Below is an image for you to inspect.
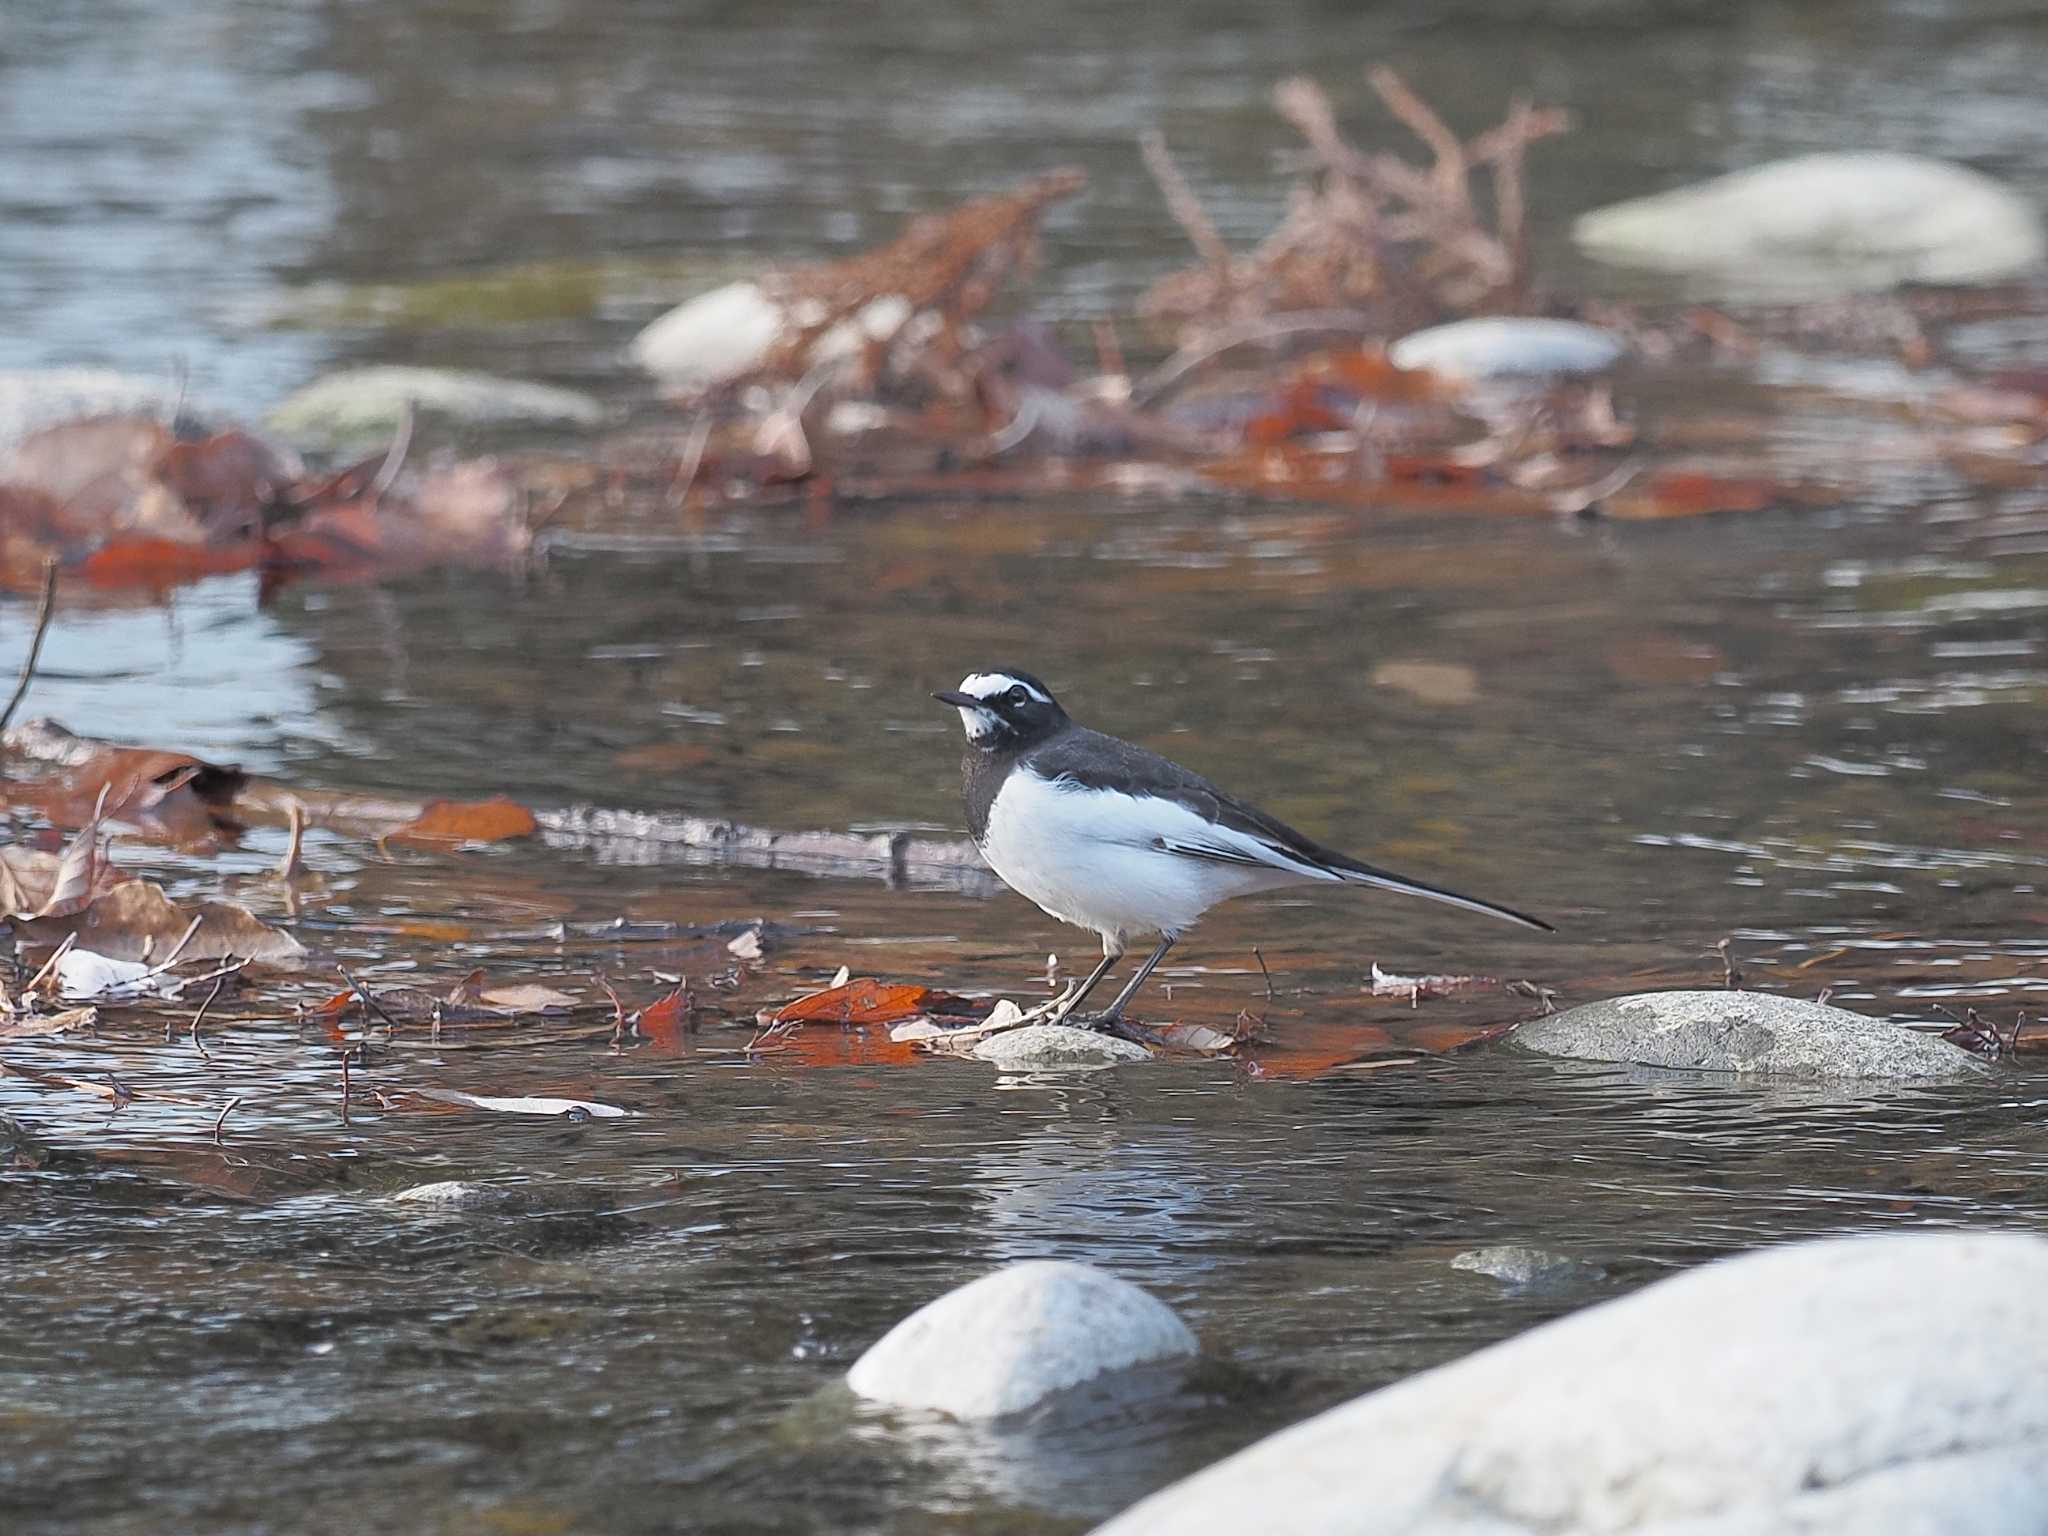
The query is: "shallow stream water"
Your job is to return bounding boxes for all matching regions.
[5,4,2048,1533]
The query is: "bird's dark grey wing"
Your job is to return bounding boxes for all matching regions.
[1025,728,1551,931]
[1024,728,1342,856]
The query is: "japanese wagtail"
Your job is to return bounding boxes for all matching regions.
[933,669,1550,1026]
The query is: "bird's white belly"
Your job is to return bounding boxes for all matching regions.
[978,771,1301,946]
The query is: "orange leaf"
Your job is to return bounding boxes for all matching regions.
[75,536,261,589]
[775,978,934,1027]
[1606,470,1781,521]
[390,795,538,846]
[635,983,691,1045]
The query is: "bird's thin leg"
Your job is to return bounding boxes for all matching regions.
[1053,945,1124,1023]
[1091,935,1175,1026]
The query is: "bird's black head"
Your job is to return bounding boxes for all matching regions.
[932,669,1069,752]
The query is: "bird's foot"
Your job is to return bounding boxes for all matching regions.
[1065,1010,1166,1046]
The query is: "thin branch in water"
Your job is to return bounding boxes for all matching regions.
[276,800,306,881]
[1716,936,1743,990]
[1252,945,1275,1003]
[1139,129,1236,278]
[23,931,78,1001]
[0,558,59,736]
[338,1046,354,1125]
[212,1095,242,1146]
[338,965,404,1034]
[369,401,415,499]
[669,412,713,509]
[188,970,229,1061]
[596,972,626,1051]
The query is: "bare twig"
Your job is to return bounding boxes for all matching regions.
[22,931,78,1001]
[369,401,415,499]
[669,412,713,509]
[276,800,306,881]
[0,558,59,736]
[338,966,404,1034]
[1252,946,1275,1003]
[212,1095,242,1146]
[1716,937,1743,990]
[597,972,626,1051]
[188,971,229,1060]
[1139,129,1236,278]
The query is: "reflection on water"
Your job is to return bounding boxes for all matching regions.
[6,1,2048,1533]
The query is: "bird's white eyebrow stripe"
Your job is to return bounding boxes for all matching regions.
[959,672,1050,703]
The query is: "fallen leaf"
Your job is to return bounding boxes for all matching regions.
[477,983,579,1013]
[1148,1022,1239,1054]
[634,983,691,1043]
[405,1088,629,1119]
[0,811,116,920]
[1371,659,1478,706]
[0,1006,98,1041]
[31,746,248,840]
[55,949,188,1002]
[390,795,538,846]
[1603,469,1784,521]
[1368,964,1497,1000]
[776,977,934,1027]
[18,879,303,964]
[726,927,764,961]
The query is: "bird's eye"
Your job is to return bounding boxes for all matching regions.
[1006,686,1029,705]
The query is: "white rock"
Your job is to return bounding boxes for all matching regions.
[972,1023,1152,1069]
[1573,153,2046,295]
[1515,990,1988,1081]
[266,366,604,450]
[0,368,223,457]
[848,1259,1197,1419]
[630,280,786,389]
[1094,1230,2048,1536]
[1389,318,1624,380]
[630,280,912,389]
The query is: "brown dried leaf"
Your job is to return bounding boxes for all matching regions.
[390,795,538,846]
[0,1006,98,1041]
[17,880,303,965]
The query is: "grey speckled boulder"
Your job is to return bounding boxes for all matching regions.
[1093,1230,2048,1536]
[848,1260,1196,1419]
[972,1023,1151,1069]
[1514,990,1987,1082]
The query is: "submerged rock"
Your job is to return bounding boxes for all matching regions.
[972,1023,1152,1069]
[1573,152,2046,295]
[1450,1244,1605,1297]
[629,278,910,390]
[266,366,605,451]
[1515,990,1987,1081]
[847,1259,1197,1419]
[390,1180,538,1212]
[1388,318,1624,380]
[1094,1230,2048,1535]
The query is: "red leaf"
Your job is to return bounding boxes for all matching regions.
[775,978,934,1027]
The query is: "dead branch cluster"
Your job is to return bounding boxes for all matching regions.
[1142,69,1570,342]
[763,167,1087,396]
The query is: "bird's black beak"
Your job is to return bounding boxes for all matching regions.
[931,690,980,709]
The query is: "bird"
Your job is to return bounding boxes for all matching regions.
[933,668,1550,1028]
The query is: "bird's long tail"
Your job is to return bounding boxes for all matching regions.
[1327,855,1552,932]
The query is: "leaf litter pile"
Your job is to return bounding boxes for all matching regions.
[9,71,2048,600]
[9,69,2048,1163]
